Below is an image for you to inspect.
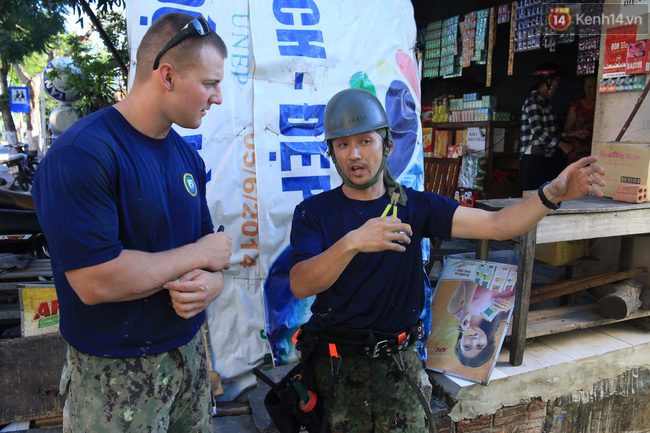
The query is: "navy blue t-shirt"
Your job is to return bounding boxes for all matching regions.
[33,107,214,357]
[288,186,459,334]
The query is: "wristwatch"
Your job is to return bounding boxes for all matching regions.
[538,181,561,210]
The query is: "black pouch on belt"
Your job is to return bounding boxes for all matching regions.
[252,346,326,433]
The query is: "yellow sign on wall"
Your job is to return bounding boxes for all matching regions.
[19,284,59,337]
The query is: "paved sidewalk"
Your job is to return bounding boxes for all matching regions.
[4,413,259,433]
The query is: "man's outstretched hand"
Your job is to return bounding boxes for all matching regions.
[545,155,606,203]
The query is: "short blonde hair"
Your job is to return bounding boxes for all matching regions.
[134,13,227,81]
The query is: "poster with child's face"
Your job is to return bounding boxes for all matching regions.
[426,258,516,385]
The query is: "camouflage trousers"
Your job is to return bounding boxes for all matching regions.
[313,345,430,433]
[61,330,213,433]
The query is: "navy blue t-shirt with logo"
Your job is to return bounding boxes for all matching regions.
[33,106,213,357]
[288,186,459,334]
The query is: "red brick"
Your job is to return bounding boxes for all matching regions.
[527,408,546,420]
[510,418,545,432]
[616,184,647,194]
[527,398,546,412]
[613,191,647,203]
[456,425,491,433]
[495,403,527,418]
[494,412,528,426]
[457,415,493,432]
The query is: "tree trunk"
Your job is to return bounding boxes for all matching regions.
[0,57,18,146]
[595,279,643,320]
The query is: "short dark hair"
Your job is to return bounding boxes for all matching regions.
[135,13,227,80]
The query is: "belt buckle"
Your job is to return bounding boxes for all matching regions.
[372,340,389,358]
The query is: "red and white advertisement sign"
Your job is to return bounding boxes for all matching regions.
[603,24,638,77]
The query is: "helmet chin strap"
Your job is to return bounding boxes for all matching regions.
[329,138,391,190]
[327,130,408,206]
[334,146,389,190]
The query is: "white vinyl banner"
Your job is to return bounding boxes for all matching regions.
[126,0,422,401]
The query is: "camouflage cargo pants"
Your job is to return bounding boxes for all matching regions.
[61,330,213,433]
[314,345,430,433]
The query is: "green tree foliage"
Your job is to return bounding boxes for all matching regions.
[0,0,68,139]
[0,1,68,64]
[1,0,128,143]
[63,9,129,116]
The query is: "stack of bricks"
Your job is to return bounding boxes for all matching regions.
[612,185,647,203]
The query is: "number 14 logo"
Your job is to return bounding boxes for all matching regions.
[549,7,571,31]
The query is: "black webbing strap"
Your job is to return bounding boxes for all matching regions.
[296,320,425,359]
[392,352,437,433]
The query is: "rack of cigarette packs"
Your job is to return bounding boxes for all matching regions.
[423,9,490,79]
[422,93,511,124]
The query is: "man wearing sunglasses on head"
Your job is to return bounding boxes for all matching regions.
[33,13,229,433]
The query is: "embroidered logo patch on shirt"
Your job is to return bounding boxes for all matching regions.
[183,173,198,197]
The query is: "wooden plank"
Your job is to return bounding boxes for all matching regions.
[506,305,650,338]
[0,333,66,424]
[536,209,650,243]
[214,401,252,417]
[528,304,590,321]
[530,267,649,304]
[530,272,614,296]
[0,282,20,322]
[0,260,53,282]
[477,196,650,243]
[477,195,650,214]
[0,309,20,320]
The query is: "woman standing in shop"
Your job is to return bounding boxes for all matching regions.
[519,63,590,190]
[564,74,597,164]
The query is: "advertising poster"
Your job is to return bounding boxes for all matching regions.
[19,284,59,337]
[603,24,638,77]
[426,258,516,384]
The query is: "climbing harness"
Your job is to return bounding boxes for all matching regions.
[293,320,437,433]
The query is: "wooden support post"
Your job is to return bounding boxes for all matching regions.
[476,239,489,260]
[202,324,224,398]
[509,227,536,366]
[619,236,635,272]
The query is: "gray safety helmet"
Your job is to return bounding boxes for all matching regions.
[324,88,390,140]
[323,88,394,191]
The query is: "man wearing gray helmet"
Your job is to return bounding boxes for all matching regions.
[288,87,604,433]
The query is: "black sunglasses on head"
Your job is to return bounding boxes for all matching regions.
[153,16,211,70]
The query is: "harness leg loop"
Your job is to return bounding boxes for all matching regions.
[391,353,437,433]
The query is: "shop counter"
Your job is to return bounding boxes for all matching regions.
[474,195,650,365]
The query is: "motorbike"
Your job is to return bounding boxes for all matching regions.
[0,188,49,259]
[2,143,38,192]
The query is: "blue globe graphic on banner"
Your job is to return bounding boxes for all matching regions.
[43,57,81,103]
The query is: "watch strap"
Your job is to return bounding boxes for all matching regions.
[538,181,561,210]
